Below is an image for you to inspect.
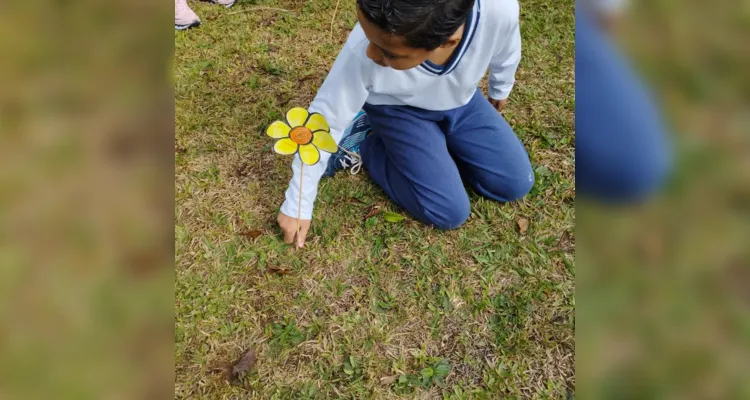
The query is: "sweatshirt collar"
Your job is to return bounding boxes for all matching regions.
[419,0,481,76]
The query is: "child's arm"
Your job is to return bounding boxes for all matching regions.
[488,4,522,109]
[278,33,371,246]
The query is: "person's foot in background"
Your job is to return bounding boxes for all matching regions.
[175,0,200,30]
[210,0,237,8]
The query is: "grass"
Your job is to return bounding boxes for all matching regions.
[175,0,574,398]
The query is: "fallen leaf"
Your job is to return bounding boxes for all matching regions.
[551,314,567,324]
[347,197,366,204]
[558,230,573,252]
[517,218,529,235]
[259,16,278,27]
[235,162,251,178]
[364,205,381,220]
[383,211,406,223]
[297,74,316,89]
[238,230,262,240]
[267,266,290,275]
[380,375,398,385]
[210,364,230,375]
[226,348,256,384]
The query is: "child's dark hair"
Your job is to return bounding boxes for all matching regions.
[356,0,475,50]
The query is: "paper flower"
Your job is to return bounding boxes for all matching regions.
[266,107,337,165]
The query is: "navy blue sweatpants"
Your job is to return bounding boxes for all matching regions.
[360,90,534,230]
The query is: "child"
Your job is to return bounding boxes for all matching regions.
[278,0,534,247]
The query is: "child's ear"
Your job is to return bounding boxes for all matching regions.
[439,37,461,48]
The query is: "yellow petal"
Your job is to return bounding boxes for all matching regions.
[299,144,320,165]
[274,138,298,155]
[312,130,338,154]
[266,121,291,138]
[286,107,309,128]
[305,113,329,132]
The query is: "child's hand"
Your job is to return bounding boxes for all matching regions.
[277,211,311,248]
[489,97,508,112]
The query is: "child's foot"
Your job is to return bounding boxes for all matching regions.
[175,0,200,30]
[211,0,237,7]
[323,110,371,177]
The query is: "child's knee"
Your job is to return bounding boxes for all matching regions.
[421,195,470,230]
[582,152,669,202]
[621,164,668,201]
[503,172,535,201]
[476,166,535,203]
[578,131,671,202]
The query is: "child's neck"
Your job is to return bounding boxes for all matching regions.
[427,24,466,66]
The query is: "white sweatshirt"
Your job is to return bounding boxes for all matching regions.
[280,0,521,220]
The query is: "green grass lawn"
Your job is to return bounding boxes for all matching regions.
[175,0,574,397]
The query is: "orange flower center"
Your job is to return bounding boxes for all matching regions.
[290,126,313,145]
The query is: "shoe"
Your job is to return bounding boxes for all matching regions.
[323,110,371,177]
[175,0,200,30]
[212,0,237,8]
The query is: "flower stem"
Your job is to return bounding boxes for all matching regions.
[296,162,304,246]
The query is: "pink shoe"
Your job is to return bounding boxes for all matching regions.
[175,0,200,30]
[212,0,237,8]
